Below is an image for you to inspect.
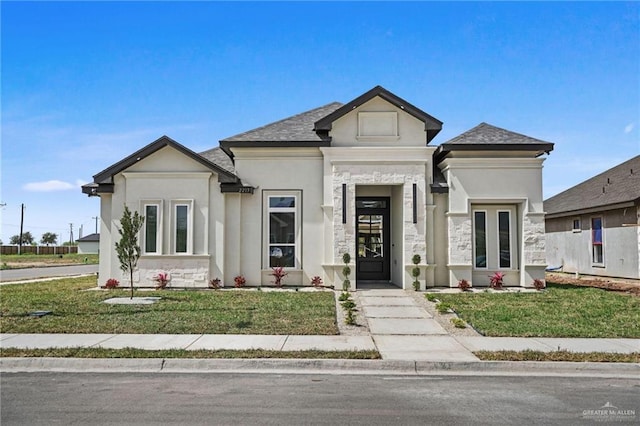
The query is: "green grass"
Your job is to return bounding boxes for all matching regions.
[0,276,338,335]
[432,283,640,338]
[1,253,99,268]
[475,350,640,363]
[0,347,380,359]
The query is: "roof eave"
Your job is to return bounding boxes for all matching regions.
[92,136,239,185]
[219,140,332,158]
[313,86,443,141]
[545,200,638,219]
[435,142,554,163]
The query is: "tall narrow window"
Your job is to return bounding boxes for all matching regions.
[474,211,487,268]
[175,204,189,253]
[268,196,296,268]
[145,205,159,253]
[498,211,511,268]
[592,217,603,264]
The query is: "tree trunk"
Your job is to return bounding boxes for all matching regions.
[130,263,134,299]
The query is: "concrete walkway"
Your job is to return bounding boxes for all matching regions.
[1,289,638,361]
[359,288,479,362]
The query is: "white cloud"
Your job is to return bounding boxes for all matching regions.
[624,123,635,134]
[23,179,87,192]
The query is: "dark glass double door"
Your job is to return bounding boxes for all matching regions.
[356,197,390,281]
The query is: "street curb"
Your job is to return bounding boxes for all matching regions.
[2,358,638,377]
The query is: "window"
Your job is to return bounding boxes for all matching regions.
[264,192,300,268]
[472,206,518,270]
[474,211,487,268]
[572,218,581,232]
[498,211,511,268]
[172,200,193,254]
[141,201,162,254]
[592,217,603,264]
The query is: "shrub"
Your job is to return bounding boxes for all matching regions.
[341,299,356,310]
[345,308,356,325]
[104,278,120,289]
[451,318,467,328]
[270,266,288,288]
[234,275,246,288]
[533,278,545,291]
[342,252,352,291]
[411,254,421,265]
[426,293,437,302]
[458,279,471,292]
[436,302,452,314]
[489,272,505,289]
[311,276,323,288]
[338,292,350,301]
[154,272,170,290]
[208,278,221,290]
[411,254,421,291]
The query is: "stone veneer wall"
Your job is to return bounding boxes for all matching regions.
[332,163,427,288]
[131,256,210,288]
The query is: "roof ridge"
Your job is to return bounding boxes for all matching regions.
[221,102,343,142]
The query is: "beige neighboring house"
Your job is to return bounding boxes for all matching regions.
[82,86,554,289]
[76,233,100,254]
[545,156,640,279]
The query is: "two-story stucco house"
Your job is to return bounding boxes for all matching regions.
[82,86,554,289]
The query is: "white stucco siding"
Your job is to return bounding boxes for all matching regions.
[77,241,99,254]
[440,157,547,287]
[230,148,325,286]
[100,145,226,288]
[330,97,427,147]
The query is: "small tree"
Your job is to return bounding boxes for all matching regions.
[40,232,58,246]
[115,205,144,299]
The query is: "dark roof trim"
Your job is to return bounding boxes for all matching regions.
[220,183,256,194]
[430,183,449,194]
[82,182,114,197]
[545,200,638,220]
[93,135,239,184]
[314,85,443,143]
[219,140,332,157]
[435,143,554,163]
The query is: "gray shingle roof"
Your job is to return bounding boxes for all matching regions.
[221,102,343,142]
[199,146,235,175]
[443,122,553,146]
[77,233,99,242]
[544,155,640,216]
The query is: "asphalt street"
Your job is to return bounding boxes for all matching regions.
[0,264,98,282]
[2,372,638,425]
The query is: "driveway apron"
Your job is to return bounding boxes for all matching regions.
[359,289,478,362]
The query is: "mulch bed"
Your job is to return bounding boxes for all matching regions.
[546,272,640,296]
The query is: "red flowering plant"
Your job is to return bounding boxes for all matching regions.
[457,279,471,292]
[154,272,170,290]
[234,275,246,288]
[311,276,323,288]
[489,272,505,289]
[270,266,288,288]
[104,278,120,289]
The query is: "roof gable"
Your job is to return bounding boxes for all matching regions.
[91,135,238,185]
[436,122,554,159]
[314,85,443,143]
[544,155,640,216]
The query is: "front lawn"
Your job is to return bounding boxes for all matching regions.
[0,276,338,335]
[433,283,640,338]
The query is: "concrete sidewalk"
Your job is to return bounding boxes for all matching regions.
[1,333,637,357]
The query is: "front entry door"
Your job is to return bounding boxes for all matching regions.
[356,197,390,281]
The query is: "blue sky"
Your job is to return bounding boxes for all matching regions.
[1,1,638,245]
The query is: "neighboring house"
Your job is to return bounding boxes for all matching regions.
[82,86,553,289]
[545,156,640,279]
[76,233,100,254]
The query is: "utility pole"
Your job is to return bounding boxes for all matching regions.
[79,224,83,239]
[19,203,25,255]
[92,216,99,234]
[69,223,74,245]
